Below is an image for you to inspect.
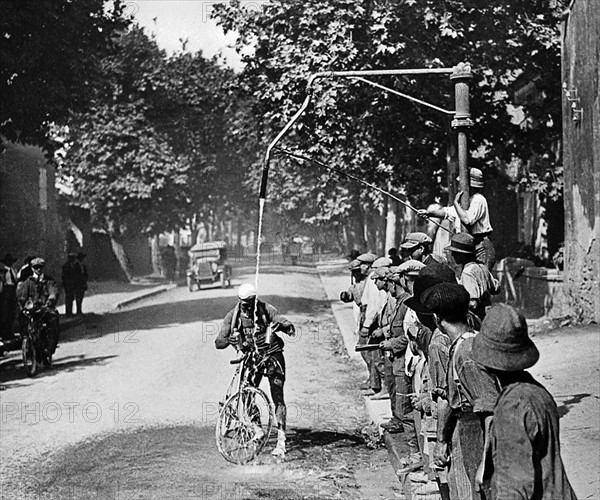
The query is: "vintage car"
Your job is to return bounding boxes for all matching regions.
[186,241,232,291]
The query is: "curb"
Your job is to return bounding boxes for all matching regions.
[114,283,177,310]
[318,265,417,491]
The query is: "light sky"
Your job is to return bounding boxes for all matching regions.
[130,0,250,70]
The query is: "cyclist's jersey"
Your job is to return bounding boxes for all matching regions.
[217,300,294,353]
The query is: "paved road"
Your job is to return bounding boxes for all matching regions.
[0,266,400,500]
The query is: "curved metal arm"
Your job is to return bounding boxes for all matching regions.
[259,67,455,200]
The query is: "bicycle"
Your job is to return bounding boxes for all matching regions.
[215,345,279,464]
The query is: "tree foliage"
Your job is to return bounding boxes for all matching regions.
[59,26,248,235]
[213,0,565,236]
[0,0,131,150]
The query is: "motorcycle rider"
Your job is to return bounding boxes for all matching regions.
[16,258,60,356]
[216,283,296,457]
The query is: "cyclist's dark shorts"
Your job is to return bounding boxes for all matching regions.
[264,350,286,381]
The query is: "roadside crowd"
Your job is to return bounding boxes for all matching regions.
[340,168,577,499]
[0,252,88,356]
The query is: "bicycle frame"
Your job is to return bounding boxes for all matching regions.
[222,346,283,404]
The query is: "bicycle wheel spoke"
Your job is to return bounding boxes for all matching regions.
[216,386,275,464]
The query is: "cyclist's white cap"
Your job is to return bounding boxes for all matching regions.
[238,283,257,300]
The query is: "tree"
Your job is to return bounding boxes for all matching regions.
[59,26,252,237]
[0,0,131,151]
[213,0,565,251]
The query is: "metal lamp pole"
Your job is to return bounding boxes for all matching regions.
[450,62,474,209]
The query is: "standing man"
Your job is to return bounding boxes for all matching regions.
[423,282,499,500]
[447,233,500,321]
[417,167,495,270]
[162,245,177,282]
[472,304,577,500]
[0,254,19,342]
[62,253,79,318]
[74,252,89,315]
[216,283,296,457]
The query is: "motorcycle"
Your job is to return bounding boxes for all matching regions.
[21,301,56,377]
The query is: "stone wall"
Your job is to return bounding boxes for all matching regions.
[561,0,600,322]
[0,141,67,278]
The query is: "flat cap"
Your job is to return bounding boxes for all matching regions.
[348,259,361,271]
[372,256,392,269]
[31,257,45,267]
[400,232,433,250]
[371,267,391,280]
[357,252,378,264]
[397,259,426,277]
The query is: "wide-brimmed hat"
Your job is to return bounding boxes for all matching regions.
[419,262,457,283]
[472,304,539,371]
[357,252,378,264]
[404,275,448,315]
[400,232,432,250]
[446,233,476,254]
[1,253,17,265]
[421,282,470,319]
[457,167,484,188]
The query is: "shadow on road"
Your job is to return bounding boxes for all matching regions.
[556,393,593,418]
[0,354,117,386]
[58,294,334,345]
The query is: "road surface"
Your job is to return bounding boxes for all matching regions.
[0,265,401,500]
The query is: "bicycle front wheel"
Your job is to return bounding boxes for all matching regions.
[215,386,275,464]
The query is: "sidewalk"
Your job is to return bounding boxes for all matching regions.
[317,261,419,496]
[58,278,177,330]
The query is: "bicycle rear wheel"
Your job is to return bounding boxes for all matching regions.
[215,386,274,464]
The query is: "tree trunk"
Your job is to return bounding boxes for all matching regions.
[173,230,181,279]
[150,235,162,277]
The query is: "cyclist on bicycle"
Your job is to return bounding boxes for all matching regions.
[216,283,296,457]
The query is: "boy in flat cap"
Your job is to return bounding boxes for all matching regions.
[472,304,577,500]
[422,282,499,500]
[401,232,446,266]
[358,252,389,397]
[378,262,422,463]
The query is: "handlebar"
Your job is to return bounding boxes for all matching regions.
[229,344,283,364]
